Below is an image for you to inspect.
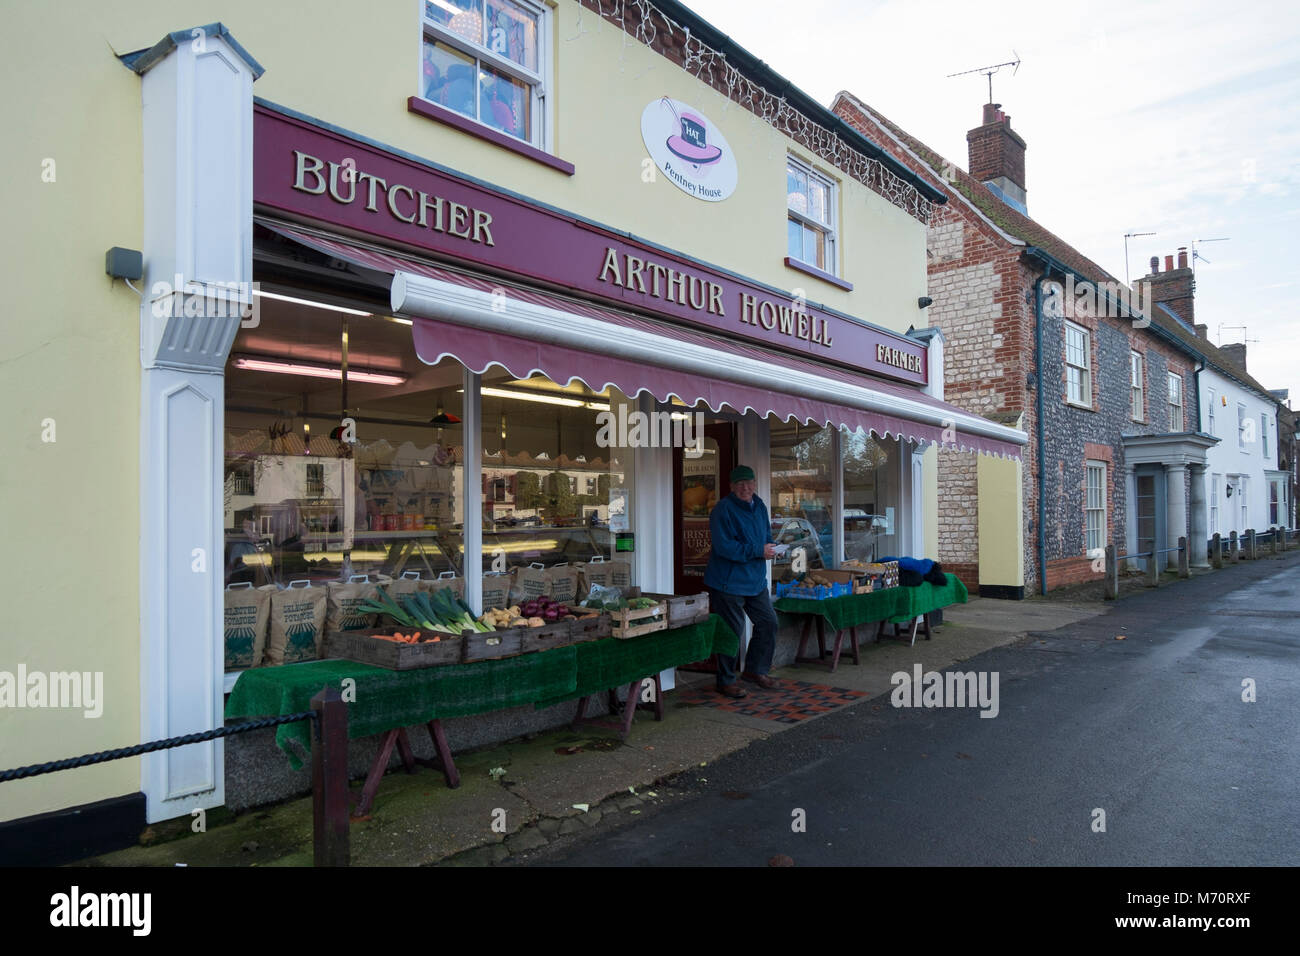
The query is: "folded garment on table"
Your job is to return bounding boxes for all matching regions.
[879,556,948,587]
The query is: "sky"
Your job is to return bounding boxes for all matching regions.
[679,0,1300,406]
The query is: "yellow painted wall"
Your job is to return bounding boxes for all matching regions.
[977,453,1025,588]
[103,0,927,335]
[0,5,144,822]
[923,444,939,561]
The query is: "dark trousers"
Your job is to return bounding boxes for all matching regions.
[708,588,778,686]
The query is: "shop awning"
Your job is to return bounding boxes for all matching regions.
[262,222,1025,459]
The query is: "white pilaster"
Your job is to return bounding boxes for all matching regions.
[134,25,261,823]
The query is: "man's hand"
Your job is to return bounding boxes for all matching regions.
[763,543,778,560]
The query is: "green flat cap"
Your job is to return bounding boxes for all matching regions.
[729,465,755,483]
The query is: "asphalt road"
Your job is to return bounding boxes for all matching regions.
[519,552,1300,866]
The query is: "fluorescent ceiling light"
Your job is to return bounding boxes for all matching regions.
[253,290,372,316]
[232,354,407,385]
[475,386,609,410]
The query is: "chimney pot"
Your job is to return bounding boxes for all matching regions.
[1165,254,1174,272]
[1195,323,1208,339]
[1177,247,1189,270]
[1149,256,1160,274]
[982,102,1001,125]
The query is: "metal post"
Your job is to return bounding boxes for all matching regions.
[1145,551,1159,588]
[1212,533,1223,569]
[311,686,350,867]
[1229,531,1239,563]
[1178,537,1189,578]
[1104,544,1118,600]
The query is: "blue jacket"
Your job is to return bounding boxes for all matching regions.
[704,493,774,596]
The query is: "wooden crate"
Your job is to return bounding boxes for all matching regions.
[461,628,524,662]
[335,628,462,670]
[516,619,577,655]
[567,611,611,643]
[640,591,710,628]
[610,602,667,639]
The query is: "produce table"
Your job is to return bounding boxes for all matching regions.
[537,615,739,737]
[225,615,738,813]
[774,574,969,671]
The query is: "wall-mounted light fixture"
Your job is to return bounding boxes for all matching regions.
[917,296,934,309]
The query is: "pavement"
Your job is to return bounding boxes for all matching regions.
[77,585,1113,867]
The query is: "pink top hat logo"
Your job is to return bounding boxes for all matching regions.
[663,100,723,167]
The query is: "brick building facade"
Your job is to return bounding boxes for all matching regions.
[833,93,1211,595]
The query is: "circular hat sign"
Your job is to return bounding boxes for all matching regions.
[641,97,738,202]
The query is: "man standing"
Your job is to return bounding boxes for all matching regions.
[704,466,780,698]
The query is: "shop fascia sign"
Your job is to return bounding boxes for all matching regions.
[254,106,926,385]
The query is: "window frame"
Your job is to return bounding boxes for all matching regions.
[1238,403,1248,451]
[1085,460,1107,554]
[1261,413,1269,457]
[1129,350,1145,422]
[418,0,550,150]
[1065,320,1092,408]
[1167,372,1184,432]
[785,155,839,277]
[1207,387,1216,436]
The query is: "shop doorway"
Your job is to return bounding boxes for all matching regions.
[673,421,737,595]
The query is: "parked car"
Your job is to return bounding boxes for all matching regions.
[770,516,825,569]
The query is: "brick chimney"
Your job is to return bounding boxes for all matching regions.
[1141,247,1195,326]
[967,103,1027,213]
[1220,342,1248,372]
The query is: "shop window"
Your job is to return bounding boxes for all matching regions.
[842,429,901,563]
[786,156,837,275]
[1129,351,1144,421]
[1085,461,1106,553]
[479,372,625,578]
[224,295,465,670]
[769,420,833,576]
[1065,321,1091,407]
[1168,373,1183,431]
[421,0,545,145]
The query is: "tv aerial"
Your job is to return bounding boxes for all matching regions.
[1192,237,1230,272]
[947,53,1021,103]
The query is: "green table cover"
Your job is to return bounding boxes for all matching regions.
[225,649,578,769]
[886,575,969,623]
[534,614,739,709]
[773,574,968,631]
[224,615,740,767]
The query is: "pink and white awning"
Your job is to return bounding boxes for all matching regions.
[262,222,1025,459]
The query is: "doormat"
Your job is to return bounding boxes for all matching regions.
[674,680,866,723]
